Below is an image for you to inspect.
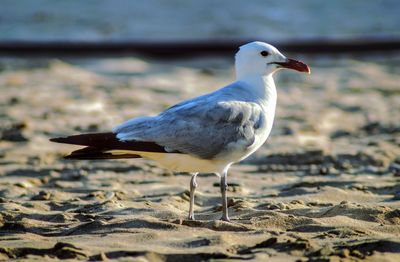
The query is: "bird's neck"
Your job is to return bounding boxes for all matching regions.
[236,74,277,105]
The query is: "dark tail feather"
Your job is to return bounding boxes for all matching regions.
[64,146,141,160]
[50,132,171,153]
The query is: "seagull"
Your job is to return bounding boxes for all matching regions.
[50,41,310,221]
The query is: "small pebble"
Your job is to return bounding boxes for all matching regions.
[290,200,304,205]
[31,191,52,200]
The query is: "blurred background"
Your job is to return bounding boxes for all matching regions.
[1,0,400,41]
[1,0,400,57]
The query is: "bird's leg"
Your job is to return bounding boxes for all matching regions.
[188,173,198,220]
[220,171,230,221]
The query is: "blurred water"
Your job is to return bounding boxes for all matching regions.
[1,0,400,41]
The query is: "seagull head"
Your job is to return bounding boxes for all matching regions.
[235,41,310,79]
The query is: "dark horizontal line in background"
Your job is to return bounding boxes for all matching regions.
[0,37,399,58]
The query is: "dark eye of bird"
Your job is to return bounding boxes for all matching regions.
[260,51,269,57]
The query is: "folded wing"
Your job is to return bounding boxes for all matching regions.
[114,83,266,159]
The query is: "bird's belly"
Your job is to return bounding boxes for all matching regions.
[107,150,227,173]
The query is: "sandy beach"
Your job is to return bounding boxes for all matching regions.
[0,54,399,261]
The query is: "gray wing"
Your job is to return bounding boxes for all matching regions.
[113,83,266,159]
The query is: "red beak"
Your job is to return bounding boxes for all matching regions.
[275,58,311,74]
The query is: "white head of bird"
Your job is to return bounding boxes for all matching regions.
[235,41,310,79]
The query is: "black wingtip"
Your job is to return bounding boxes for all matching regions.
[50,137,65,143]
[49,133,118,146]
[49,132,175,154]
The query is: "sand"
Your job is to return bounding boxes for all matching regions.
[0,54,399,261]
